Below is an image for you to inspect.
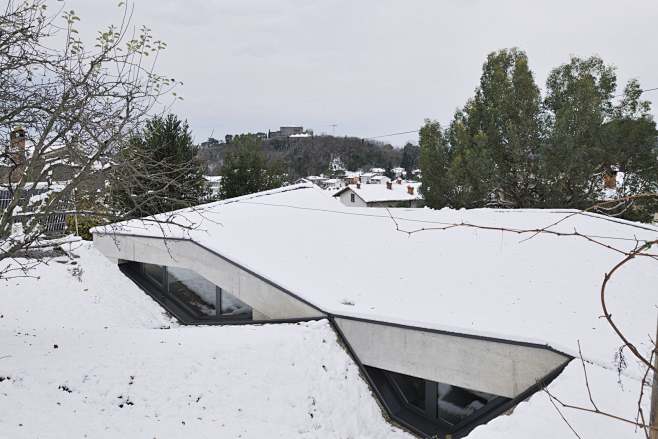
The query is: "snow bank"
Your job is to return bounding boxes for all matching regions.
[0,243,410,439]
[0,242,172,330]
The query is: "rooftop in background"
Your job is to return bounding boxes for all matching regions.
[334,181,422,203]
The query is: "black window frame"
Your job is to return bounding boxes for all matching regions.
[364,366,514,438]
[126,261,253,323]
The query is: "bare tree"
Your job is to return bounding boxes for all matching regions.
[0,0,178,276]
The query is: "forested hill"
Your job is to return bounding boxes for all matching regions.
[199,135,419,178]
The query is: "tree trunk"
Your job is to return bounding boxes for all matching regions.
[651,316,658,439]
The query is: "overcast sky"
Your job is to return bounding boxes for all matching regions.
[67,0,658,146]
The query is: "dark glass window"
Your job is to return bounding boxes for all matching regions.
[390,371,426,410]
[366,366,511,437]
[132,262,253,322]
[436,383,499,426]
[219,289,252,317]
[167,266,218,316]
[350,193,355,202]
[143,263,165,286]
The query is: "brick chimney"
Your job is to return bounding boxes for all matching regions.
[9,126,26,164]
[356,182,361,189]
[396,178,402,184]
[407,185,415,195]
[386,181,392,190]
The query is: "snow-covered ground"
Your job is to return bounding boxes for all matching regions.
[0,243,410,439]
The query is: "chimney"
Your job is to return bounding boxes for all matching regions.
[356,182,361,189]
[386,181,392,190]
[10,126,26,163]
[407,185,415,195]
[396,178,402,184]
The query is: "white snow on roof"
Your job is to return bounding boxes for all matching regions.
[336,182,422,202]
[470,359,650,438]
[96,184,658,370]
[0,242,411,439]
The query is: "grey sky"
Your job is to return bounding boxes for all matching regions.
[68,0,658,146]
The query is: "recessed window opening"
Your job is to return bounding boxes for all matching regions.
[365,366,511,438]
[133,262,252,321]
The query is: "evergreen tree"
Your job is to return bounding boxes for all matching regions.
[448,48,543,208]
[420,49,658,220]
[111,114,207,218]
[419,120,454,208]
[542,57,658,218]
[541,56,617,208]
[384,162,395,179]
[218,135,285,199]
[400,143,420,178]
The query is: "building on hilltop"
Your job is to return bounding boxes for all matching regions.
[268,126,312,139]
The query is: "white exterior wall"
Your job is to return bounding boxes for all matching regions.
[335,318,569,399]
[337,189,368,207]
[94,233,325,320]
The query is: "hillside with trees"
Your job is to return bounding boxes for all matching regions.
[198,134,405,179]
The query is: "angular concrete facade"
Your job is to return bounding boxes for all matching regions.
[334,317,569,399]
[94,229,571,438]
[94,233,325,321]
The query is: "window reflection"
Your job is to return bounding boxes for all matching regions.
[143,263,165,286]
[437,383,499,426]
[139,263,253,321]
[383,368,509,432]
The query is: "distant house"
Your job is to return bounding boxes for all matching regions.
[0,126,109,236]
[334,180,423,208]
[305,175,327,186]
[203,175,222,199]
[392,167,406,178]
[369,175,391,185]
[359,172,376,184]
[200,137,222,148]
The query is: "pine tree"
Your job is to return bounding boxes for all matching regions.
[419,120,454,208]
[111,114,207,218]
[218,135,284,199]
[400,143,420,178]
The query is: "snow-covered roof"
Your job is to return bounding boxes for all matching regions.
[344,171,362,178]
[95,184,657,371]
[335,182,422,203]
[92,185,657,438]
